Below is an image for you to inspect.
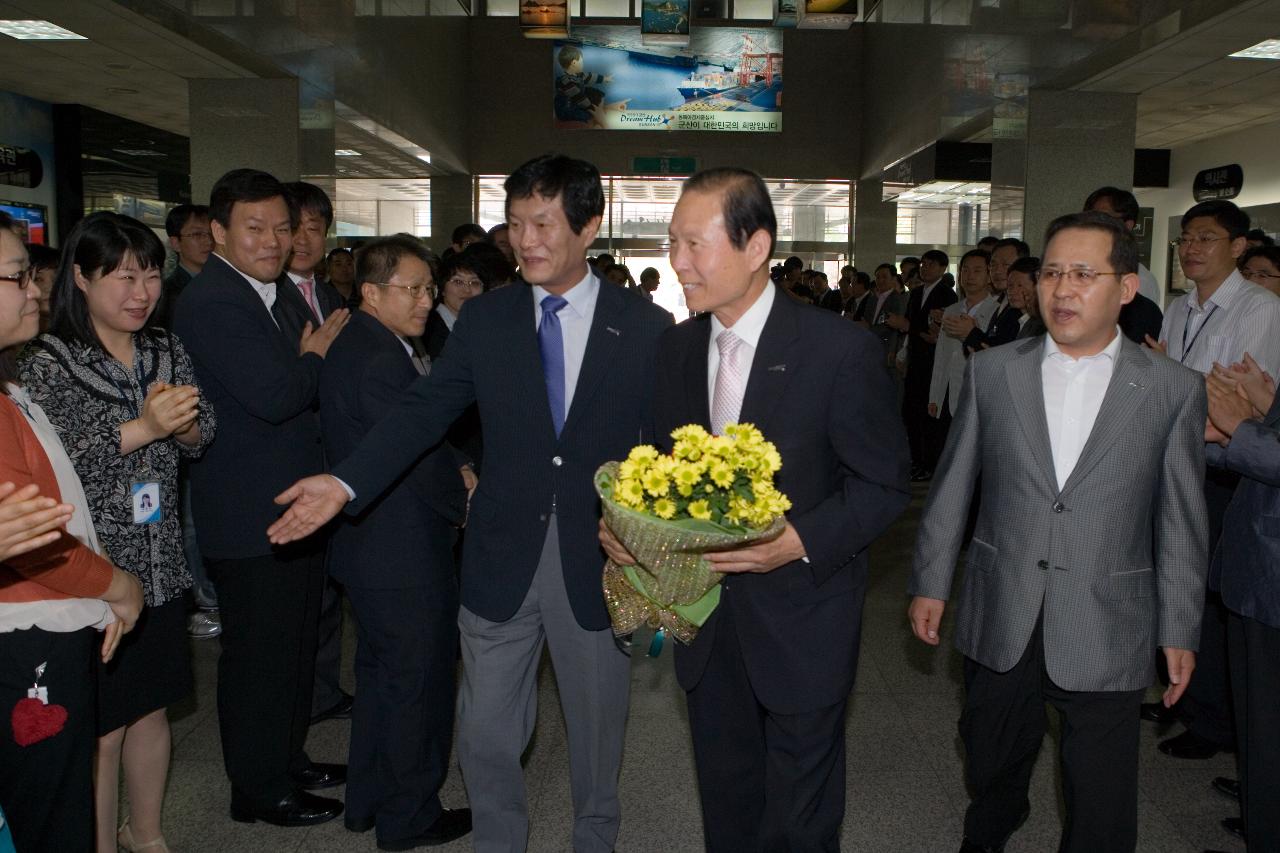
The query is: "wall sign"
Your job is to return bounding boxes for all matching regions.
[0,145,43,189]
[1193,164,1243,202]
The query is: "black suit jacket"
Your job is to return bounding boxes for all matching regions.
[331,273,674,629]
[1119,291,1164,345]
[904,280,958,390]
[655,288,912,713]
[422,307,483,470]
[173,254,326,559]
[274,273,346,344]
[964,300,1024,352]
[320,311,466,589]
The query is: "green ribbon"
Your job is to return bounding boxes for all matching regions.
[621,564,722,629]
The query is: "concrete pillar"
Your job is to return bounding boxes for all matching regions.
[430,175,475,252]
[188,78,301,205]
[853,177,898,269]
[990,89,1137,251]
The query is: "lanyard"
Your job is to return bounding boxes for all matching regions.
[1180,303,1219,365]
[105,353,148,420]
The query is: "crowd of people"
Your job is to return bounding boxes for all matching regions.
[0,155,1277,853]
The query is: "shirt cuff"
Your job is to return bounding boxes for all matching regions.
[332,476,356,501]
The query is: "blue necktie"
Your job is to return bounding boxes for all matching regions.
[539,294,569,437]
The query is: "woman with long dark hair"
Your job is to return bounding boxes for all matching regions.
[20,211,215,853]
[0,213,145,853]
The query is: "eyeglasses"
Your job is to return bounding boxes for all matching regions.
[372,282,436,300]
[1242,269,1280,282]
[0,267,33,289]
[1038,268,1122,286]
[446,276,484,291]
[1172,235,1228,249]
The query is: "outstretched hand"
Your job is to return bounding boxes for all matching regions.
[267,474,350,544]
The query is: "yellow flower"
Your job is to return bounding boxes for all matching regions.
[616,478,646,507]
[627,445,660,464]
[687,499,712,521]
[673,426,711,462]
[618,459,644,481]
[652,497,677,519]
[672,462,702,492]
[642,468,670,497]
[708,460,735,489]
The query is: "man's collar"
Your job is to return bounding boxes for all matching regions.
[1043,326,1123,364]
[211,252,276,289]
[532,264,598,318]
[1189,269,1246,311]
[710,282,776,350]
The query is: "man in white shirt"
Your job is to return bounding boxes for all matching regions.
[909,211,1208,853]
[1148,200,1280,764]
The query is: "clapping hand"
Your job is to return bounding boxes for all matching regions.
[1218,353,1275,417]
[1206,371,1254,443]
[1143,334,1167,355]
[141,382,200,441]
[300,309,350,358]
[942,313,976,340]
[0,482,72,561]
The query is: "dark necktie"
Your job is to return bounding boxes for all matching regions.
[539,294,569,437]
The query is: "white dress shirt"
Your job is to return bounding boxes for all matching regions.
[532,265,600,417]
[437,304,458,332]
[1159,269,1280,375]
[707,283,777,408]
[1041,329,1122,491]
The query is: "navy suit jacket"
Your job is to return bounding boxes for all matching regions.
[655,288,912,713]
[274,273,346,344]
[173,254,325,559]
[1208,394,1280,629]
[320,311,467,589]
[331,273,673,629]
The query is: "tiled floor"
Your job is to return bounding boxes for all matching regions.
[154,484,1246,851]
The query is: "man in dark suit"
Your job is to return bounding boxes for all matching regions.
[278,181,359,726]
[267,154,673,853]
[319,234,472,847]
[173,169,349,827]
[158,203,212,329]
[891,249,957,480]
[956,238,1028,354]
[602,168,911,852]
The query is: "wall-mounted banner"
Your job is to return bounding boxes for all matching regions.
[553,26,782,132]
[641,0,690,45]
[522,0,569,39]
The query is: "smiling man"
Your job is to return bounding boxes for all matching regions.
[603,167,910,852]
[266,154,672,853]
[909,211,1208,853]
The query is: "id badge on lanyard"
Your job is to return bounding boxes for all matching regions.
[132,462,161,525]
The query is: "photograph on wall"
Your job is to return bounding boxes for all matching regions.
[521,0,569,39]
[552,26,781,132]
[641,0,690,45]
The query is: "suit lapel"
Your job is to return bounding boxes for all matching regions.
[1005,338,1059,492]
[738,291,799,435]
[562,276,624,438]
[1058,339,1152,500]
[684,317,713,430]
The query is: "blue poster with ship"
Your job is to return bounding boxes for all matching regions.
[553,26,781,132]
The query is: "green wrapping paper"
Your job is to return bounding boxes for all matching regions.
[596,462,785,644]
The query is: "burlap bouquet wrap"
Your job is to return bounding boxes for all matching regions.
[596,462,785,645]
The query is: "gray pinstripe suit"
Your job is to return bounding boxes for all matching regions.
[909,332,1211,852]
[911,334,1209,688]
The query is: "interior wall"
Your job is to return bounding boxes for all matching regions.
[1137,119,1280,290]
[465,20,862,180]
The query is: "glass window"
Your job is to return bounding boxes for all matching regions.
[732,0,772,18]
[335,179,431,238]
[584,0,630,16]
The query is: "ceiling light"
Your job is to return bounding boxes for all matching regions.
[0,20,87,40]
[335,149,362,156]
[1230,39,1280,60]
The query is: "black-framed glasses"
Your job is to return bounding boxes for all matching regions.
[1038,268,1123,286]
[372,281,436,300]
[1242,269,1280,282]
[0,267,33,289]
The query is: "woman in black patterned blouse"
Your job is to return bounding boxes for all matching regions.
[20,212,215,853]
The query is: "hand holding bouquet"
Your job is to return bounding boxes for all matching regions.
[596,423,791,645]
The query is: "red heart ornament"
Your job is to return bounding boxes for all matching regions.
[11,697,68,747]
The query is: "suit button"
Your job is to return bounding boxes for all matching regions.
[1037,560,1049,570]
[552,456,563,467]
[1052,501,1064,513]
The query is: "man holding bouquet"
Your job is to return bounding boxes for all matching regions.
[601,168,911,851]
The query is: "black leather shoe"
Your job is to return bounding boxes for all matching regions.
[292,761,347,790]
[311,692,355,725]
[1139,701,1178,725]
[377,808,473,850]
[1158,730,1227,759]
[346,814,376,833]
[230,790,343,827]
[1211,776,1240,801]
[1221,816,1245,840]
[958,839,1004,853]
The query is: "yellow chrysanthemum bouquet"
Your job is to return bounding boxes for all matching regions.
[595,423,792,647]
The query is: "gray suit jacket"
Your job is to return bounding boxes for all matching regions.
[1207,393,1280,629]
[909,335,1209,691]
